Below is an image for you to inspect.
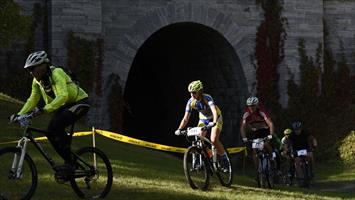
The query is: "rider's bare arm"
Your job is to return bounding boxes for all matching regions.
[265,118,275,135]
[308,135,318,148]
[240,122,247,139]
[178,112,191,130]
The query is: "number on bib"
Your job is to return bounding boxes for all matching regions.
[297,149,307,156]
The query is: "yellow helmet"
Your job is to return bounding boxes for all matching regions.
[188,80,203,92]
[284,128,292,135]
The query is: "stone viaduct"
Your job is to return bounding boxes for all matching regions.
[8,0,355,147]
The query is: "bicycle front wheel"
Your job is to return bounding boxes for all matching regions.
[70,147,113,199]
[258,156,274,189]
[0,147,37,200]
[183,146,209,190]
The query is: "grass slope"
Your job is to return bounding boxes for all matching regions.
[0,100,354,200]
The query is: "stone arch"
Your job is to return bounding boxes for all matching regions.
[107,3,255,147]
[111,2,255,95]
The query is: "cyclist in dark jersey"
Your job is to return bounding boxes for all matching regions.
[288,121,317,178]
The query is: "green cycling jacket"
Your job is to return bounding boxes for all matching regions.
[18,66,88,114]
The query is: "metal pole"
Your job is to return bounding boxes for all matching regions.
[92,127,97,168]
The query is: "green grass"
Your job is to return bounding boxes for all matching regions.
[0,99,354,200]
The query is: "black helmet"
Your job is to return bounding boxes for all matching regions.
[292,121,302,130]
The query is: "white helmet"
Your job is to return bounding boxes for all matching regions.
[246,96,259,106]
[24,51,49,69]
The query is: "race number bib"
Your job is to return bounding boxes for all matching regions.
[187,127,203,137]
[297,149,307,156]
[252,139,264,149]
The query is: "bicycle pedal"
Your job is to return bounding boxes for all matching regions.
[54,171,72,184]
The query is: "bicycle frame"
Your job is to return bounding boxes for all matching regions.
[10,127,55,179]
[188,134,218,172]
[10,126,95,179]
[249,137,276,188]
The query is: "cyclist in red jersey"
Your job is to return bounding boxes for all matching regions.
[240,96,275,172]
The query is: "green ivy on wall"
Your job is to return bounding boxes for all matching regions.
[287,36,354,163]
[66,31,95,92]
[254,0,287,111]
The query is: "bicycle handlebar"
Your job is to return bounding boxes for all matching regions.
[10,112,35,127]
[247,136,271,143]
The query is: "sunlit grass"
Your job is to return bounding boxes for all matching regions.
[1,100,354,200]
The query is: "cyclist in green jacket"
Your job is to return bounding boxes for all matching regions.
[10,51,90,169]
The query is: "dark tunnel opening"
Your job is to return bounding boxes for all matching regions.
[123,22,247,148]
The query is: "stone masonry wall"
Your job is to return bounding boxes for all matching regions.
[50,0,102,66]
[7,0,355,129]
[324,0,355,73]
[280,0,324,106]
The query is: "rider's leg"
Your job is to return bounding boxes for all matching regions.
[294,157,302,178]
[308,152,314,178]
[252,149,260,181]
[264,142,274,158]
[210,126,225,155]
[47,109,77,164]
[252,149,259,171]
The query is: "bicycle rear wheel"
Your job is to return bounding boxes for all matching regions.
[216,149,233,187]
[0,147,37,200]
[70,147,113,199]
[183,146,209,190]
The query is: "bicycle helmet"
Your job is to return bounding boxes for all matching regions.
[24,51,49,69]
[284,128,292,135]
[188,80,203,93]
[246,96,259,106]
[292,121,302,130]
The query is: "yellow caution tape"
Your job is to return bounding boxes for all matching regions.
[227,147,248,156]
[0,92,25,105]
[0,128,246,155]
[94,128,246,154]
[94,129,187,153]
[0,93,247,154]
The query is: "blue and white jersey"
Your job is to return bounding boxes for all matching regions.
[185,94,221,120]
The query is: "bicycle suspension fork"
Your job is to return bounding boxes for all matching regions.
[11,137,30,178]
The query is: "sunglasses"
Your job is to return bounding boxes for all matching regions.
[27,65,38,72]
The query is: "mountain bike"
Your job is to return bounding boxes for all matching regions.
[0,111,113,199]
[280,153,295,186]
[294,149,312,188]
[249,137,276,189]
[178,125,233,190]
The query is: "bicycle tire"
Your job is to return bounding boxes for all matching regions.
[257,156,265,188]
[0,147,37,200]
[302,159,310,188]
[70,147,113,199]
[266,158,275,189]
[183,146,209,190]
[295,157,306,188]
[258,155,274,189]
[216,148,233,187]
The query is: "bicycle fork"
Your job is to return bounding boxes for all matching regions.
[10,137,29,179]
